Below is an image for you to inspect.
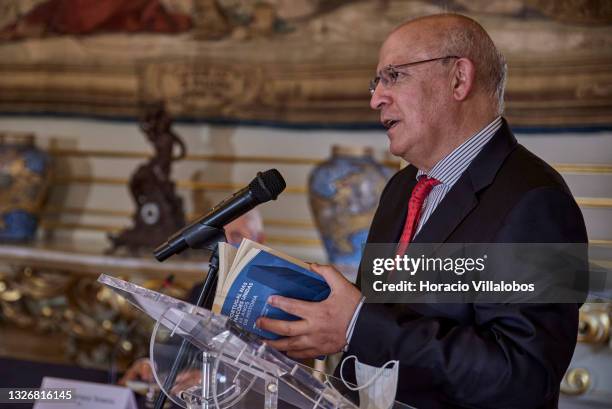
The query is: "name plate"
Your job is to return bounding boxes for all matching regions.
[33,377,137,409]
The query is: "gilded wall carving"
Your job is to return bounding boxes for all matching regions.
[0,261,192,367]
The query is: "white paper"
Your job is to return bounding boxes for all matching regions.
[33,377,137,409]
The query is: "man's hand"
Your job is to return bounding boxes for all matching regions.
[118,358,154,386]
[256,263,362,359]
[171,369,202,395]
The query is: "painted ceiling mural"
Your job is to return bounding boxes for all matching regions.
[0,0,610,129]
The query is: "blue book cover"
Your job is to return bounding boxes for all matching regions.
[219,248,330,339]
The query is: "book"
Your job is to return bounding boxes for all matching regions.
[212,239,330,339]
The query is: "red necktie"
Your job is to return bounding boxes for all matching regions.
[396,176,440,255]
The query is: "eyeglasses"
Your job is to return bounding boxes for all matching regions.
[369,56,460,95]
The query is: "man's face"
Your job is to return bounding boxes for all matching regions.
[370,28,452,167]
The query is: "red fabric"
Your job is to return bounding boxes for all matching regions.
[396,176,440,255]
[1,0,192,39]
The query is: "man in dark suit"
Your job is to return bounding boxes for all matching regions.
[257,14,587,408]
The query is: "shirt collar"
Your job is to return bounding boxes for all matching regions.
[416,116,502,187]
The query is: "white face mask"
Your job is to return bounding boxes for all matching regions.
[340,355,399,409]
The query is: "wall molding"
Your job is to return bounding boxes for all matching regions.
[40,220,322,247]
[42,206,316,229]
[39,220,611,248]
[46,148,612,175]
[50,176,612,208]
[575,198,612,208]
[52,176,308,194]
[47,148,400,168]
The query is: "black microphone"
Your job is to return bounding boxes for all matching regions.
[153,169,286,261]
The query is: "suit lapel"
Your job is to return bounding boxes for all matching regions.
[357,167,416,288]
[412,119,518,244]
[368,167,417,244]
[412,174,477,244]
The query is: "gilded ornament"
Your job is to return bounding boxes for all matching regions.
[561,368,592,395]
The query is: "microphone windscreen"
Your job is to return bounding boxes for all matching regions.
[249,169,286,203]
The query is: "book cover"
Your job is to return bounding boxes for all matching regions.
[213,239,330,339]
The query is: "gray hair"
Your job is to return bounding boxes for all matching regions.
[438,15,507,115]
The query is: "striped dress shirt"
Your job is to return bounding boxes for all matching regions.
[344,116,503,350]
[413,116,502,237]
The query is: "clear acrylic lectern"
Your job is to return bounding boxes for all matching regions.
[98,274,415,409]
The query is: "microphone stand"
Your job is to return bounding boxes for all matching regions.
[153,226,226,409]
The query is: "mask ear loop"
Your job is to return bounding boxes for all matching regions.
[339,355,399,391]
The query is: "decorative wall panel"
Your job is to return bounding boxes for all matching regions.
[0,0,610,129]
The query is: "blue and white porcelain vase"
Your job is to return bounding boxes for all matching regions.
[0,133,51,242]
[308,145,393,281]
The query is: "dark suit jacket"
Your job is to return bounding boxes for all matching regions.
[342,119,588,409]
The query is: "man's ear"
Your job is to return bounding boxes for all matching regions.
[450,58,476,101]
